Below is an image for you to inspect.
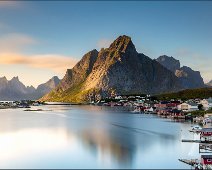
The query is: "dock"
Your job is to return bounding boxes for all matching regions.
[182,139,212,144]
[179,159,203,169]
[178,159,197,166]
[182,139,201,143]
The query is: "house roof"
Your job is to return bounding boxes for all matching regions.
[187,102,198,106]
[201,155,212,159]
[171,109,181,113]
[201,128,212,132]
[160,101,170,104]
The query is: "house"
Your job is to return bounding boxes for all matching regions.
[187,102,199,111]
[200,128,212,142]
[201,155,212,169]
[177,103,189,111]
[177,102,198,111]
[199,99,209,110]
[171,109,185,119]
[154,101,169,109]
[203,113,212,127]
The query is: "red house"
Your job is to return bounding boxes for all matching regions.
[201,155,212,169]
[200,128,212,142]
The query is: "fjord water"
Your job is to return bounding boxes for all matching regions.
[0,105,200,169]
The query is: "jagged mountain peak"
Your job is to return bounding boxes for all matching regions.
[156,55,180,72]
[11,76,19,81]
[49,76,60,83]
[109,35,136,53]
[0,76,8,81]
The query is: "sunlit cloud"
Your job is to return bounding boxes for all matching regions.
[0,32,79,87]
[0,53,78,74]
[0,1,22,8]
[97,38,112,49]
[0,33,37,53]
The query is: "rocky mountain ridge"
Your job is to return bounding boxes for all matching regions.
[41,35,182,102]
[156,55,205,89]
[0,76,60,100]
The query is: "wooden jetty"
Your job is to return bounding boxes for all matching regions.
[182,139,202,143]
[179,159,203,169]
[178,159,198,166]
[182,139,212,144]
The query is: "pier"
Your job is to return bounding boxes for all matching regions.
[178,159,200,167]
[182,139,202,143]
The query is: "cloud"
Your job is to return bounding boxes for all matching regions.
[0,33,78,75]
[97,39,112,49]
[0,33,37,53]
[0,53,78,74]
[0,1,21,8]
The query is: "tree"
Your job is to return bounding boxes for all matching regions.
[198,104,203,110]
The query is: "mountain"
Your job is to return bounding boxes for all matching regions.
[36,76,60,96]
[0,76,34,100]
[41,35,182,103]
[156,55,180,72]
[206,80,212,86]
[0,76,60,101]
[156,55,205,89]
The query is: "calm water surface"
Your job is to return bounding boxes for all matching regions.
[0,105,201,168]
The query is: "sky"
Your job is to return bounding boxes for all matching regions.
[0,1,211,87]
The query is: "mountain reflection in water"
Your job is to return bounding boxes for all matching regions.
[0,105,200,168]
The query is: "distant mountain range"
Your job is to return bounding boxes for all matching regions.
[0,76,60,101]
[41,35,207,103]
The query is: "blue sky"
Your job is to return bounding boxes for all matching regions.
[0,1,211,87]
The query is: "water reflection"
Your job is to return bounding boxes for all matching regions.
[0,105,199,168]
[79,128,134,167]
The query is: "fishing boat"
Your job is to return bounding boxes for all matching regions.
[189,126,202,133]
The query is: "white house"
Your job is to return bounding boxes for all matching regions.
[177,102,198,111]
[178,103,189,111]
[199,99,209,110]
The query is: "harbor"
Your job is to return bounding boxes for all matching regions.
[179,123,212,169]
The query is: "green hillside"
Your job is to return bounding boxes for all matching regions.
[154,87,212,100]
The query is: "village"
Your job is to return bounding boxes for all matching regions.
[92,95,212,121]
[91,94,212,169]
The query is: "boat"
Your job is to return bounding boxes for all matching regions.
[189,126,202,133]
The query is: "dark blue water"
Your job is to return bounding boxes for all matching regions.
[0,105,200,168]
